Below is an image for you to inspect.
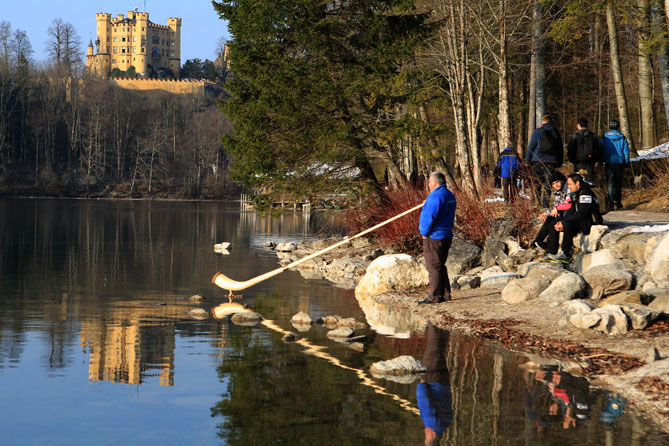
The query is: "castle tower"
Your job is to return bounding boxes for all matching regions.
[167,18,182,75]
[85,10,181,78]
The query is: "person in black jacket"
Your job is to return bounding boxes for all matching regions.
[546,173,599,261]
[567,117,600,183]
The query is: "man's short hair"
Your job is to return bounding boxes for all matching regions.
[430,172,446,185]
[577,117,588,128]
[542,114,552,123]
[568,172,583,185]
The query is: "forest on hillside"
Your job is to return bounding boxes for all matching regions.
[2,1,669,201]
[215,0,669,204]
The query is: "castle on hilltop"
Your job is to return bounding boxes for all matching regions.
[86,9,181,78]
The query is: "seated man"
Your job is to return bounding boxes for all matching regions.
[546,173,600,260]
[532,171,570,250]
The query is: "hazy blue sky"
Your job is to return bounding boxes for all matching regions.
[2,0,230,64]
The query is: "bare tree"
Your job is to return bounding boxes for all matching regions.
[46,19,82,74]
[638,0,655,149]
[606,1,637,155]
[11,29,33,65]
[0,21,11,69]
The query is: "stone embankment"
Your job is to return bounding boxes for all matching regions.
[267,210,669,431]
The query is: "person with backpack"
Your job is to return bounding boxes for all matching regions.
[526,114,563,207]
[546,173,601,261]
[567,117,600,182]
[496,144,520,202]
[601,119,630,210]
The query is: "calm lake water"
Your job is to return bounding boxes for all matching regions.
[0,198,667,445]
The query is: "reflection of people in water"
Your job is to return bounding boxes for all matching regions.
[523,367,592,438]
[417,324,453,445]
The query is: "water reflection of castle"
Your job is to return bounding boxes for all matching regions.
[79,301,183,386]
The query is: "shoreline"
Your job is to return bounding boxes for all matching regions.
[274,215,669,433]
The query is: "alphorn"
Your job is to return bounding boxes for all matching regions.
[213,202,424,298]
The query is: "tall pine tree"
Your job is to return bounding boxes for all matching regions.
[213,0,434,203]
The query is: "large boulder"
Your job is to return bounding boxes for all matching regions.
[603,290,652,306]
[574,249,626,274]
[517,261,565,280]
[581,265,634,300]
[574,225,608,253]
[613,303,663,330]
[501,277,551,304]
[355,254,428,298]
[482,236,513,269]
[480,266,521,289]
[649,232,669,286]
[446,238,482,275]
[647,289,669,313]
[370,355,427,377]
[591,305,629,335]
[276,241,298,252]
[560,299,595,326]
[538,272,587,303]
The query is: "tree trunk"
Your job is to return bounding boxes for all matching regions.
[653,0,669,129]
[638,0,655,149]
[527,51,536,146]
[606,1,638,155]
[533,1,546,126]
[498,0,511,151]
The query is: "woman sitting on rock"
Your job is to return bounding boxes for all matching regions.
[532,171,571,251]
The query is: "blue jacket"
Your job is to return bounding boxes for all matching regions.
[526,123,562,164]
[417,382,453,435]
[601,130,630,165]
[497,147,520,178]
[419,185,456,239]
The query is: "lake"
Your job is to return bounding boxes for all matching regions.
[0,198,667,445]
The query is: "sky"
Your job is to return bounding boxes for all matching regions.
[1,0,230,64]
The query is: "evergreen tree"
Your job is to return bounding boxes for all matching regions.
[213,0,434,202]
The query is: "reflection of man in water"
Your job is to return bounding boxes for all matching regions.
[417,324,453,445]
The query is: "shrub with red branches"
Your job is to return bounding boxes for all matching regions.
[452,189,498,247]
[342,182,543,254]
[342,185,427,255]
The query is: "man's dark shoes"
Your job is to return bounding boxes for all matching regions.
[418,298,434,305]
[534,241,547,251]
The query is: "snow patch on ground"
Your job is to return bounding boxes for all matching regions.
[632,142,669,161]
[627,224,669,233]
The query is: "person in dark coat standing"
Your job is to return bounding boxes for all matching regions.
[601,119,630,210]
[418,172,457,304]
[526,114,563,207]
[496,144,520,202]
[567,117,600,183]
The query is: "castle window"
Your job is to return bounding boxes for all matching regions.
[122,48,125,53]
[133,47,137,53]
[107,46,110,53]
[112,59,116,63]
[122,37,126,42]
[162,40,165,45]
[113,37,117,42]
[171,50,175,57]
[133,37,136,42]
[171,41,175,46]
[113,47,117,53]
[142,27,145,31]
[141,46,145,53]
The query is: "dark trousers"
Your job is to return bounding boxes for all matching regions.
[606,164,624,207]
[534,216,558,246]
[531,162,558,207]
[423,237,453,302]
[546,219,590,257]
[574,162,595,183]
[501,177,516,202]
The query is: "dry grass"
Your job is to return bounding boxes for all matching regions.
[623,159,669,212]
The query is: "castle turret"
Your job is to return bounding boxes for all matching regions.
[87,40,94,56]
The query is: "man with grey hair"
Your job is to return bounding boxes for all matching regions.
[418,172,457,304]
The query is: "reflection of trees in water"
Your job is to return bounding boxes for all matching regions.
[210,319,422,444]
